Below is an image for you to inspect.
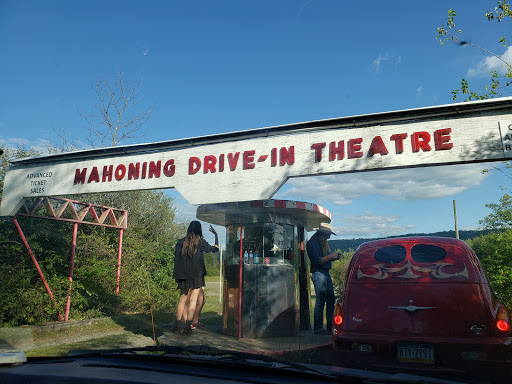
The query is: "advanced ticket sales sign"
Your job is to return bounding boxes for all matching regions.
[2,98,512,216]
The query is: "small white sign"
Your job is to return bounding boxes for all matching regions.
[500,121,512,158]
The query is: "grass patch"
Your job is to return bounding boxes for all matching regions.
[203,295,222,315]
[26,333,134,358]
[205,276,222,283]
[30,318,122,345]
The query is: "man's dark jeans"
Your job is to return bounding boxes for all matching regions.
[311,269,335,332]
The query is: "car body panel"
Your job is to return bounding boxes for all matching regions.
[333,236,512,371]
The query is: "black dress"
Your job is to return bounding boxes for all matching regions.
[173,237,217,290]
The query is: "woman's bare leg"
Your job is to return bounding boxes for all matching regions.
[176,288,190,321]
[186,288,201,323]
[192,288,204,324]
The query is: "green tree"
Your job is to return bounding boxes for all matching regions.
[0,71,183,325]
[329,250,354,299]
[58,71,183,317]
[480,194,512,229]
[436,1,511,101]
[467,230,512,309]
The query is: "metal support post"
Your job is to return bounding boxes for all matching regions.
[238,216,243,339]
[65,222,78,321]
[115,228,124,314]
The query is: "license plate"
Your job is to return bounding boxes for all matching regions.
[397,344,435,364]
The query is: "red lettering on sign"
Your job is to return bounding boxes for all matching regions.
[311,143,326,162]
[74,168,87,184]
[102,165,113,182]
[163,159,175,177]
[329,141,344,161]
[88,167,100,183]
[258,155,268,162]
[271,148,277,167]
[228,152,240,171]
[411,132,431,152]
[115,164,126,180]
[368,136,389,157]
[243,150,256,169]
[189,157,201,175]
[204,155,217,174]
[348,138,363,159]
[390,133,407,154]
[148,161,161,178]
[128,163,140,180]
[219,154,225,172]
[141,162,148,179]
[280,146,294,166]
[434,128,453,150]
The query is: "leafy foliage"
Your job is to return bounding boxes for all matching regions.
[480,194,512,229]
[329,250,354,299]
[467,230,512,309]
[0,145,185,325]
[204,252,221,277]
[436,1,512,100]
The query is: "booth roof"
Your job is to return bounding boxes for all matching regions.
[196,199,331,231]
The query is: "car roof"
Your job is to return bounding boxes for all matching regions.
[355,236,471,251]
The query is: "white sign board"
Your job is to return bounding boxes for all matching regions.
[2,98,512,216]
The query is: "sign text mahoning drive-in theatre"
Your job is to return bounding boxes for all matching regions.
[1,97,512,217]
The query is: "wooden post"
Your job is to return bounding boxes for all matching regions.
[453,200,459,239]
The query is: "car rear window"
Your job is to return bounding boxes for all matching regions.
[374,245,406,263]
[411,244,447,263]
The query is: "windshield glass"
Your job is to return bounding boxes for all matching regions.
[1,1,511,383]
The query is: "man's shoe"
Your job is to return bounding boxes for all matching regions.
[314,328,330,335]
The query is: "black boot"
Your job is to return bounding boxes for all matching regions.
[182,320,193,335]
[170,318,180,333]
[177,319,186,333]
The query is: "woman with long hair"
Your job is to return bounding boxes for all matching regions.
[172,221,218,334]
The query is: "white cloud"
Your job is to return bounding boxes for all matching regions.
[278,164,488,205]
[372,53,401,73]
[331,211,415,238]
[467,45,512,78]
[417,85,424,95]
[0,138,52,156]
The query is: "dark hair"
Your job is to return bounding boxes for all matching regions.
[187,220,203,237]
[183,221,203,258]
[311,231,331,255]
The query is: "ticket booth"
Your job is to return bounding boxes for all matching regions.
[196,199,332,338]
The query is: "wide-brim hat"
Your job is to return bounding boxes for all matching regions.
[317,222,336,235]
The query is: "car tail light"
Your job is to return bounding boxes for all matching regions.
[333,301,343,328]
[496,306,511,333]
[497,320,510,332]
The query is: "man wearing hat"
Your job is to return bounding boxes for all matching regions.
[307,222,340,335]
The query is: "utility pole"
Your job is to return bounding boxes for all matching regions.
[453,200,459,239]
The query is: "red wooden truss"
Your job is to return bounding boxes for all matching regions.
[13,196,127,321]
[15,196,127,229]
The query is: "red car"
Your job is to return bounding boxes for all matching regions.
[332,236,511,376]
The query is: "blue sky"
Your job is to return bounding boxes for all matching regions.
[1,0,511,242]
